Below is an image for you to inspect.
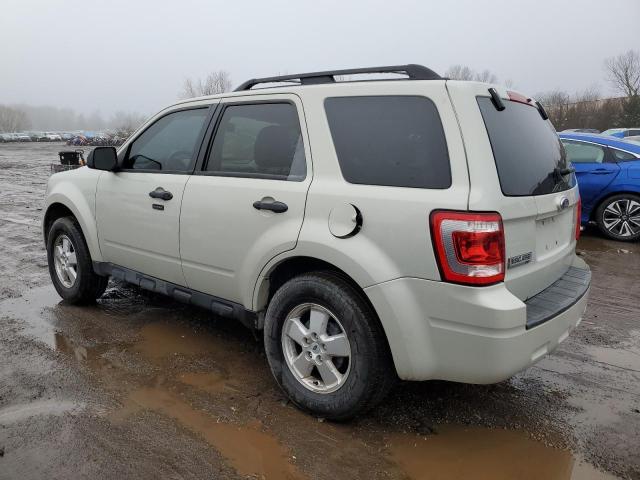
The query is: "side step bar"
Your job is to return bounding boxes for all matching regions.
[93,262,260,330]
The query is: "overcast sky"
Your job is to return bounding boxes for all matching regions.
[1,0,639,118]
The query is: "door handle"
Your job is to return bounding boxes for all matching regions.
[149,187,173,201]
[590,169,613,175]
[253,200,288,213]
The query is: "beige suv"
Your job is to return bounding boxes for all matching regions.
[43,65,590,419]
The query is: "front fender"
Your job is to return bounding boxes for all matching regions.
[44,169,103,262]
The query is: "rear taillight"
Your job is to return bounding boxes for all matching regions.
[575,197,582,240]
[430,211,505,286]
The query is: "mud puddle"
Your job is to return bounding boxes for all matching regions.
[586,329,640,372]
[0,279,630,479]
[0,285,61,348]
[388,425,616,480]
[112,382,304,479]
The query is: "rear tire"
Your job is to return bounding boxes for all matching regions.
[263,271,395,421]
[595,193,640,242]
[47,217,108,304]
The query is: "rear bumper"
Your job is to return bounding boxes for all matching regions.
[364,256,590,382]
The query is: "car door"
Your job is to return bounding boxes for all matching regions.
[96,105,212,286]
[562,139,620,211]
[180,95,311,305]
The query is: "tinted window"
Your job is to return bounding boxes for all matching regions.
[477,97,570,196]
[324,96,451,189]
[205,103,306,181]
[125,109,208,171]
[611,148,638,161]
[562,140,605,163]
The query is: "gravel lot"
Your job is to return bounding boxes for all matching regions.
[1,142,639,479]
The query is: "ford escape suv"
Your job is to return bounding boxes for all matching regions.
[43,64,590,420]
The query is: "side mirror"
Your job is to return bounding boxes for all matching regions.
[87,147,118,171]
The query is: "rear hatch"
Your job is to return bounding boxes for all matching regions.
[447,81,580,301]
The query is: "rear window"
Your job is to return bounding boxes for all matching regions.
[477,97,571,196]
[324,96,451,189]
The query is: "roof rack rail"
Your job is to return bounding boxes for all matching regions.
[234,64,442,91]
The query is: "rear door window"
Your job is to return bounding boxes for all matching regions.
[477,97,570,196]
[205,103,306,181]
[611,148,638,161]
[562,140,606,163]
[324,96,451,189]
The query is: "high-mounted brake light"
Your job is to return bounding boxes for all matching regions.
[507,91,532,105]
[575,197,582,241]
[430,211,505,286]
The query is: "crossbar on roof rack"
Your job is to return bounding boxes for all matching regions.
[234,64,442,91]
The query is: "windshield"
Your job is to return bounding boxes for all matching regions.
[477,97,572,196]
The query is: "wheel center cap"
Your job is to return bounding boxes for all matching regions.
[312,343,319,352]
[622,215,628,220]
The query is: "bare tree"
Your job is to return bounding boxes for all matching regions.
[535,89,571,107]
[445,65,500,84]
[445,64,475,81]
[181,70,232,98]
[109,111,147,134]
[0,105,31,132]
[574,85,601,103]
[604,50,640,97]
[474,69,498,84]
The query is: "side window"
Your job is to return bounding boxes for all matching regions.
[562,140,606,164]
[205,103,306,181]
[125,108,209,172]
[611,148,638,162]
[324,96,451,189]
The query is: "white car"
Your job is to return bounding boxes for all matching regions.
[45,132,62,141]
[43,64,590,419]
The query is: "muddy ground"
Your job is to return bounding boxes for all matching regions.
[0,142,638,480]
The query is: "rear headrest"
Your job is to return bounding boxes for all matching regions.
[254,125,297,169]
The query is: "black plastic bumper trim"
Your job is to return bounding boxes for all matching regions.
[525,266,591,330]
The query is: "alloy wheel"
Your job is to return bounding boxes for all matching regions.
[281,303,351,394]
[53,234,78,288]
[602,199,640,238]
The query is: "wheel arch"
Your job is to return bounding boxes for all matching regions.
[589,187,640,221]
[43,195,102,262]
[254,255,397,372]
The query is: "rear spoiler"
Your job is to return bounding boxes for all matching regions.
[488,87,549,120]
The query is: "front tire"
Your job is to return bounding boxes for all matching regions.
[264,272,394,421]
[47,217,108,304]
[595,194,640,242]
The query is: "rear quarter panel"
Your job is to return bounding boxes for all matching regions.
[289,81,470,288]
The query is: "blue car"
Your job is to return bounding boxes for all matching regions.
[600,128,640,139]
[559,133,640,241]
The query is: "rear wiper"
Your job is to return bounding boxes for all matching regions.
[556,166,575,176]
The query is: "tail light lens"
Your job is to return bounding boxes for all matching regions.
[430,211,505,286]
[574,197,582,241]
